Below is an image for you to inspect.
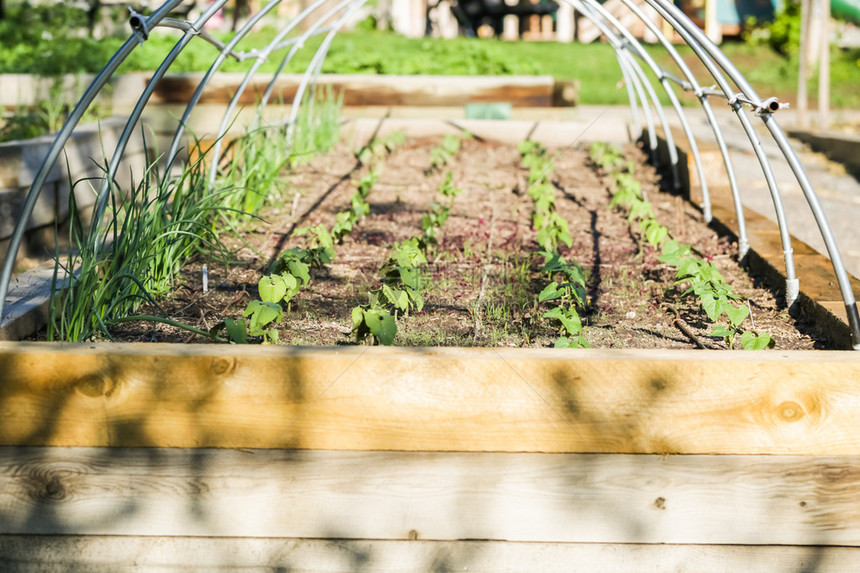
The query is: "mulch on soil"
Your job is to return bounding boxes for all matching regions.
[109,132,829,349]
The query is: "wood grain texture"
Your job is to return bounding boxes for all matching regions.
[1,536,857,572]
[149,73,555,107]
[1,343,860,453]
[2,448,860,545]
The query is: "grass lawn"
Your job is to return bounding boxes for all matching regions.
[115,29,860,109]
[2,23,858,108]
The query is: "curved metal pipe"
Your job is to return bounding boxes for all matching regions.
[207,0,358,183]
[616,0,748,254]
[284,0,369,146]
[642,0,799,307]
[577,0,702,206]
[567,1,661,165]
[0,0,187,323]
[157,17,253,61]
[163,0,302,173]
[92,1,230,245]
[621,48,682,190]
[618,54,643,141]
[619,48,658,165]
[648,0,859,348]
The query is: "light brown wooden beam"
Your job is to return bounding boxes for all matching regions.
[1,536,858,572]
[148,73,557,107]
[1,343,860,453]
[3,448,860,545]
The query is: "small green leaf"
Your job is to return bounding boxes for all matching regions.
[710,325,733,338]
[741,330,775,350]
[287,260,311,286]
[365,310,397,345]
[244,300,283,332]
[352,305,365,327]
[396,289,409,311]
[724,302,750,328]
[258,274,287,303]
[645,221,668,247]
[224,317,248,344]
[410,290,424,313]
[543,307,582,336]
[700,293,719,322]
[539,282,563,302]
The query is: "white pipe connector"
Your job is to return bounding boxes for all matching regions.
[786,277,800,307]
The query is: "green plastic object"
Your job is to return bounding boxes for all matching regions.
[465,103,512,120]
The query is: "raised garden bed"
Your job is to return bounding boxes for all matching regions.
[2,116,860,572]
[80,120,832,350]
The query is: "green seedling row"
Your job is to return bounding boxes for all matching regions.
[590,142,773,350]
[353,169,464,345]
[519,141,588,348]
[518,140,572,254]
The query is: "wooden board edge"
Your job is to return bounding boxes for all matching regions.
[0,536,856,572]
[1,345,860,452]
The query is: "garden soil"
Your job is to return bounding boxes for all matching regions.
[106,134,829,349]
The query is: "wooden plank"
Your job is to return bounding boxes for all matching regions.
[1,536,858,572]
[3,448,860,545]
[2,344,860,453]
[0,264,63,342]
[148,73,556,107]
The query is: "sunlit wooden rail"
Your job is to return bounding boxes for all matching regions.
[1,343,860,571]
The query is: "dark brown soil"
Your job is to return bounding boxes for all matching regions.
[108,134,829,349]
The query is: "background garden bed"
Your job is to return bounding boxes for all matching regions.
[0,117,146,268]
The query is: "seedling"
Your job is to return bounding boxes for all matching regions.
[538,251,589,348]
[588,141,626,171]
[660,239,774,349]
[332,169,379,242]
[380,238,426,314]
[281,224,336,269]
[421,202,450,245]
[430,132,471,170]
[351,294,398,346]
[519,145,571,253]
[351,238,427,345]
[607,167,669,250]
[438,171,462,200]
[355,130,406,164]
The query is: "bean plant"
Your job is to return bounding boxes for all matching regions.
[519,141,572,253]
[608,166,669,249]
[421,172,462,247]
[355,130,406,164]
[539,252,590,348]
[590,141,774,350]
[332,170,378,242]
[588,141,627,172]
[430,131,472,170]
[659,241,774,349]
[352,238,427,345]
